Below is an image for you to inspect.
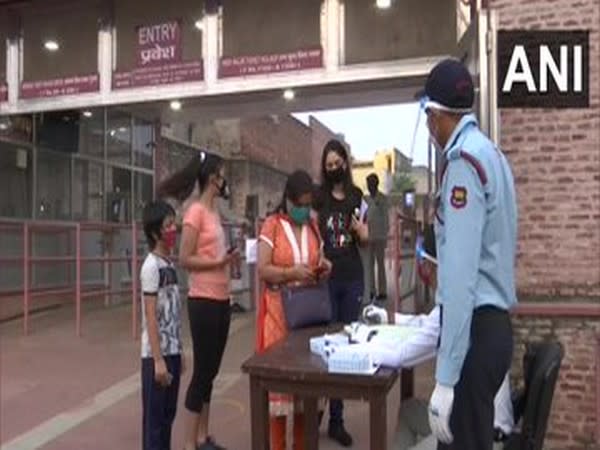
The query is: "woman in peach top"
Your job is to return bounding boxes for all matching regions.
[158,151,239,450]
[257,170,332,450]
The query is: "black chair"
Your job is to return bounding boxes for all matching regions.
[504,341,565,450]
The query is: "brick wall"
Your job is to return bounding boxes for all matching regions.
[489,1,600,448]
[228,159,288,218]
[157,114,340,218]
[490,0,600,298]
[240,115,318,178]
[511,312,600,450]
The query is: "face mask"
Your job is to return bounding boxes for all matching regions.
[218,178,230,199]
[162,228,177,250]
[326,167,346,184]
[426,110,445,151]
[289,206,311,225]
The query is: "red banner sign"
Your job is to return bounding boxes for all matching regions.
[113,60,203,89]
[113,19,203,90]
[0,83,7,102]
[20,74,99,99]
[219,48,323,78]
[136,20,182,67]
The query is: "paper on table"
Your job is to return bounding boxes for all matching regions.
[327,344,380,375]
[245,238,258,263]
[367,325,420,347]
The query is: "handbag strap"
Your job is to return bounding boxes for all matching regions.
[279,217,310,265]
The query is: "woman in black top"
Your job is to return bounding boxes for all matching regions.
[314,139,368,447]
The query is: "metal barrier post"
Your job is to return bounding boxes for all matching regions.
[104,228,110,307]
[75,223,82,337]
[2,220,145,337]
[392,211,401,315]
[132,222,139,339]
[253,219,262,317]
[23,222,30,336]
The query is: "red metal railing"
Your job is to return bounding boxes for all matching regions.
[0,220,142,337]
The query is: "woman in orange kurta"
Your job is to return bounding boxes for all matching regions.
[257,170,332,450]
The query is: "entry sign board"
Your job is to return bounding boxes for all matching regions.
[113,19,203,89]
[498,30,589,108]
[136,21,182,67]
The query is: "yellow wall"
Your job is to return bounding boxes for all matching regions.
[352,148,408,194]
[353,165,382,194]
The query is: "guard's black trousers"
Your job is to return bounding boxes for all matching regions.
[438,305,513,450]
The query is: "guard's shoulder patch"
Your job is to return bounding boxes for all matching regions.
[450,186,467,209]
[458,150,488,185]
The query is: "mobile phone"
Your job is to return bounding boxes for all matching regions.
[314,266,326,276]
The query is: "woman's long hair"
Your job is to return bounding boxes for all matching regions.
[157,151,224,203]
[319,139,354,195]
[275,170,314,215]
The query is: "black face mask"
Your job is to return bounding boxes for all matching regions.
[367,183,378,196]
[326,167,346,184]
[218,178,230,199]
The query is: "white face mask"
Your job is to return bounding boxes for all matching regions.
[428,121,444,151]
[419,95,471,152]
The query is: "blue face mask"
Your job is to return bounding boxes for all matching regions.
[289,206,311,225]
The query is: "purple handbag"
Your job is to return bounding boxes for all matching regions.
[281,282,332,330]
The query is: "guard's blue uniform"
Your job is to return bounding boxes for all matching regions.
[434,113,518,387]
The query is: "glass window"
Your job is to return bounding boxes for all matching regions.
[0,141,32,218]
[107,110,131,165]
[36,111,79,154]
[79,109,105,158]
[37,150,72,220]
[222,0,321,57]
[106,166,131,223]
[35,110,105,157]
[0,115,34,143]
[73,160,103,221]
[343,0,457,64]
[134,172,154,221]
[21,2,101,83]
[0,19,7,89]
[133,119,154,169]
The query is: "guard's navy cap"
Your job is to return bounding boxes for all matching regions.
[417,58,475,113]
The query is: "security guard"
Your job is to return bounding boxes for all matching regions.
[421,59,518,450]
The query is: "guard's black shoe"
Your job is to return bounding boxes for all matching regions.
[328,424,353,447]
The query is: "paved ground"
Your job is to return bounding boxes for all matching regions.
[1,298,435,450]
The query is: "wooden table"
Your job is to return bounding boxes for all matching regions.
[241,325,399,450]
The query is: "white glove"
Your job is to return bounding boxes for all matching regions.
[362,305,389,325]
[428,383,455,444]
[394,313,423,327]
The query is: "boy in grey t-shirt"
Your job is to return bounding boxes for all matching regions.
[140,200,182,450]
